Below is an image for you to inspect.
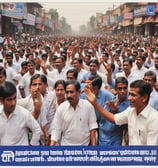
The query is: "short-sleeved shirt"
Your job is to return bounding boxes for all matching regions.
[99,96,130,146]
[0,105,41,145]
[114,105,158,145]
[51,99,98,145]
[19,70,39,97]
[81,89,114,122]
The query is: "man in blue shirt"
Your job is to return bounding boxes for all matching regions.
[82,59,107,86]
[81,75,114,122]
[99,77,130,146]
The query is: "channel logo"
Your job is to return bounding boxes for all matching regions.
[1,151,14,162]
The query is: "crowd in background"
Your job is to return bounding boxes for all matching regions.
[0,32,158,146]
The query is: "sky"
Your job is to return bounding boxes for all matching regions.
[43,1,122,31]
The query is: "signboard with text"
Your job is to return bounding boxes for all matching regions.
[0,146,157,166]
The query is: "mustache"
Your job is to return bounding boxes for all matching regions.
[67,97,73,100]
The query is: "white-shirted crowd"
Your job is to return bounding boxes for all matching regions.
[0,33,158,146]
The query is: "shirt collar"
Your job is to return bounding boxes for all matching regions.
[67,98,82,110]
[137,105,149,118]
[0,105,17,118]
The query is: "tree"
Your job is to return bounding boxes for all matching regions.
[88,16,96,30]
[79,24,87,33]
[47,9,59,20]
[60,16,72,34]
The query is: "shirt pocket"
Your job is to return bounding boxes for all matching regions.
[139,129,147,145]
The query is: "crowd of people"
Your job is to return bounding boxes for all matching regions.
[0,33,158,146]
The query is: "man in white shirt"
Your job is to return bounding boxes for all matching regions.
[18,74,55,145]
[50,80,98,146]
[85,80,158,145]
[19,59,39,98]
[131,55,148,80]
[48,57,67,83]
[0,81,41,145]
[5,52,19,73]
[72,57,87,83]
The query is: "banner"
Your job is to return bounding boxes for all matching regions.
[23,13,35,26]
[0,146,157,166]
[109,16,114,24]
[117,16,122,22]
[1,3,24,19]
[146,5,156,16]
[124,13,133,20]
[134,6,147,17]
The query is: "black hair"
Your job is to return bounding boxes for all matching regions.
[52,55,58,61]
[115,77,128,89]
[136,55,146,62]
[0,81,16,99]
[144,70,157,83]
[54,80,66,90]
[0,66,6,77]
[123,58,133,66]
[56,56,65,62]
[65,80,80,91]
[21,61,28,68]
[28,59,35,65]
[66,68,78,80]
[89,75,102,90]
[130,80,151,103]
[88,59,99,66]
[102,52,109,57]
[111,62,115,72]
[42,53,48,58]
[73,58,83,64]
[30,74,47,85]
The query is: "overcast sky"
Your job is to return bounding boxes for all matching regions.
[43,1,122,31]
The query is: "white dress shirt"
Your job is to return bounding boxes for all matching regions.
[19,70,39,97]
[114,105,158,145]
[51,99,98,145]
[0,105,41,145]
[48,69,67,84]
[131,66,148,80]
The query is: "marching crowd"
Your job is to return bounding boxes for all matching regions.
[0,33,158,146]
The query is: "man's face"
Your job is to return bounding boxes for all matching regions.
[30,77,47,96]
[84,56,90,64]
[115,83,128,102]
[55,58,63,70]
[123,61,132,73]
[102,54,108,62]
[143,75,155,89]
[15,52,20,59]
[1,93,17,114]
[136,57,144,68]
[154,59,158,70]
[0,74,6,84]
[55,84,65,100]
[91,85,99,96]
[21,65,28,75]
[67,72,76,81]
[89,63,98,75]
[6,56,13,65]
[28,62,35,74]
[128,87,146,109]
[73,60,80,70]
[66,84,80,106]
